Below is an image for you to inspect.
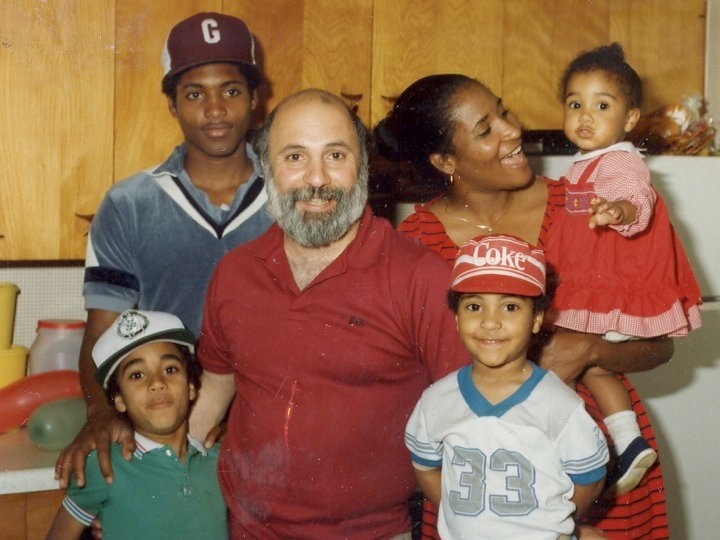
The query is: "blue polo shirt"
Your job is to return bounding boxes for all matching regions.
[63,433,227,539]
[84,143,273,336]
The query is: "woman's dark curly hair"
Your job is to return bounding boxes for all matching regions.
[106,344,202,404]
[559,42,642,109]
[373,74,487,186]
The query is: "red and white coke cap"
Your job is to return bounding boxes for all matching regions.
[161,12,258,81]
[451,235,546,296]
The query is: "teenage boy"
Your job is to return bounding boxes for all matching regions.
[405,235,609,539]
[48,310,227,539]
[57,12,272,488]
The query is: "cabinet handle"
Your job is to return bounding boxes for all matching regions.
[75,213,94,237]
[340,92,363,114]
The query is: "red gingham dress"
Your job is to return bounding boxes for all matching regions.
[553,150,702,338]
[398,178,670,539]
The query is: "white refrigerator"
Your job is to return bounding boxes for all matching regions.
[532,155,720,540]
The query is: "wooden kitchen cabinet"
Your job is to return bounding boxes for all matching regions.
[502,0,707,128]
[0,489,64,540]
[0,0,707,260]
[241,0,707,129]
[371,0,707,128]
[0,1,114,261]
[229,1,374,123]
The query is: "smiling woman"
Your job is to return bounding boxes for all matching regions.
[375,73,674,539]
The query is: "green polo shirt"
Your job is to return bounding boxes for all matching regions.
[63,433,227,539]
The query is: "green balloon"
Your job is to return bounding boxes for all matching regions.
[28,397,87,450]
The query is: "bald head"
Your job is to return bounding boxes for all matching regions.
[255,89,370,247]
[254,89,368,173]
[278,88,349,113]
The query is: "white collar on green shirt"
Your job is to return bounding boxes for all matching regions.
[133,431,207,459]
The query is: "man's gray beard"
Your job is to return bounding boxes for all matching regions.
[265,172,368,248]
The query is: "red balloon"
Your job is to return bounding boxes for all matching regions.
[0,370,83,433]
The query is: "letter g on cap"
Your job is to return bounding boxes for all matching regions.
[201,18,220,44]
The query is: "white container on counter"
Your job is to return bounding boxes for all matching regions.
[27,319,85,374]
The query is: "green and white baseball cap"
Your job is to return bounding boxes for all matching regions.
[93,310,195,388]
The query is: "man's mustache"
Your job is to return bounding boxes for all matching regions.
[290,185,344,203]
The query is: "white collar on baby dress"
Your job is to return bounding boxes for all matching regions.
[571,141,644,163]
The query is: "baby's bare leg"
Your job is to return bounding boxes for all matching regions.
[582,366,657,496]
[581,365,632,416]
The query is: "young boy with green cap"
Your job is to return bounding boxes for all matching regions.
[48,310,227,539]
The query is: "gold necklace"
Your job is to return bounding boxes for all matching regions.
[443,194,515,233]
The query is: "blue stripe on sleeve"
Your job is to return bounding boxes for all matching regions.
[569,465,607,486]
[85,266,140,291]
[410,453,443,469]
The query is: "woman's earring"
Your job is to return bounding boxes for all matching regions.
[449,173,454,186]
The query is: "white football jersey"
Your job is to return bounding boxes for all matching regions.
[406,363,608,539]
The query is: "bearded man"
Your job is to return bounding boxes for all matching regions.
[190,89,467,539]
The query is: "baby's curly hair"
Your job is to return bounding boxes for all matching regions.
[559,42,642,109]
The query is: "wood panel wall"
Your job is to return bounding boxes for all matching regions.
[0,0,708,260]
[0,1,114,259]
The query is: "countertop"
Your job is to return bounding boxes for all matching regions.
[0,428,61,495]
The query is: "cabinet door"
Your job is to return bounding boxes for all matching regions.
[0,489,65,540]
[609,0,706,114]
[502,0,613,129]
[232,0,373,124]
[503,0,707,129]
[370,0,706,130]
[0,0,114,260]
[370,0,505,127]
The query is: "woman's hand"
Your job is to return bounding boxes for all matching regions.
[536,327,673,384]
[89,518,103,539]
[535,328,596,384]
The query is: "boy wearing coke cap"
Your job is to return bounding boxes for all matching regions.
[405,235,608,539]
[48,310,227,539]
[59,12,273,490]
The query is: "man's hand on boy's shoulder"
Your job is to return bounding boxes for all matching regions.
[55,407,134,488]
[202,420,227,449]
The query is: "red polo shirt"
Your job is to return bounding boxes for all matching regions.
[199,208,467,538]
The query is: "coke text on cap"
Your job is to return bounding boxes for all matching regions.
[92,310,196,389]
[161,12,257,80]
[451,235,546,297]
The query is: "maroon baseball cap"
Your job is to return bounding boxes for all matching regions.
[161,12,259,81]
[452,235,547,297]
